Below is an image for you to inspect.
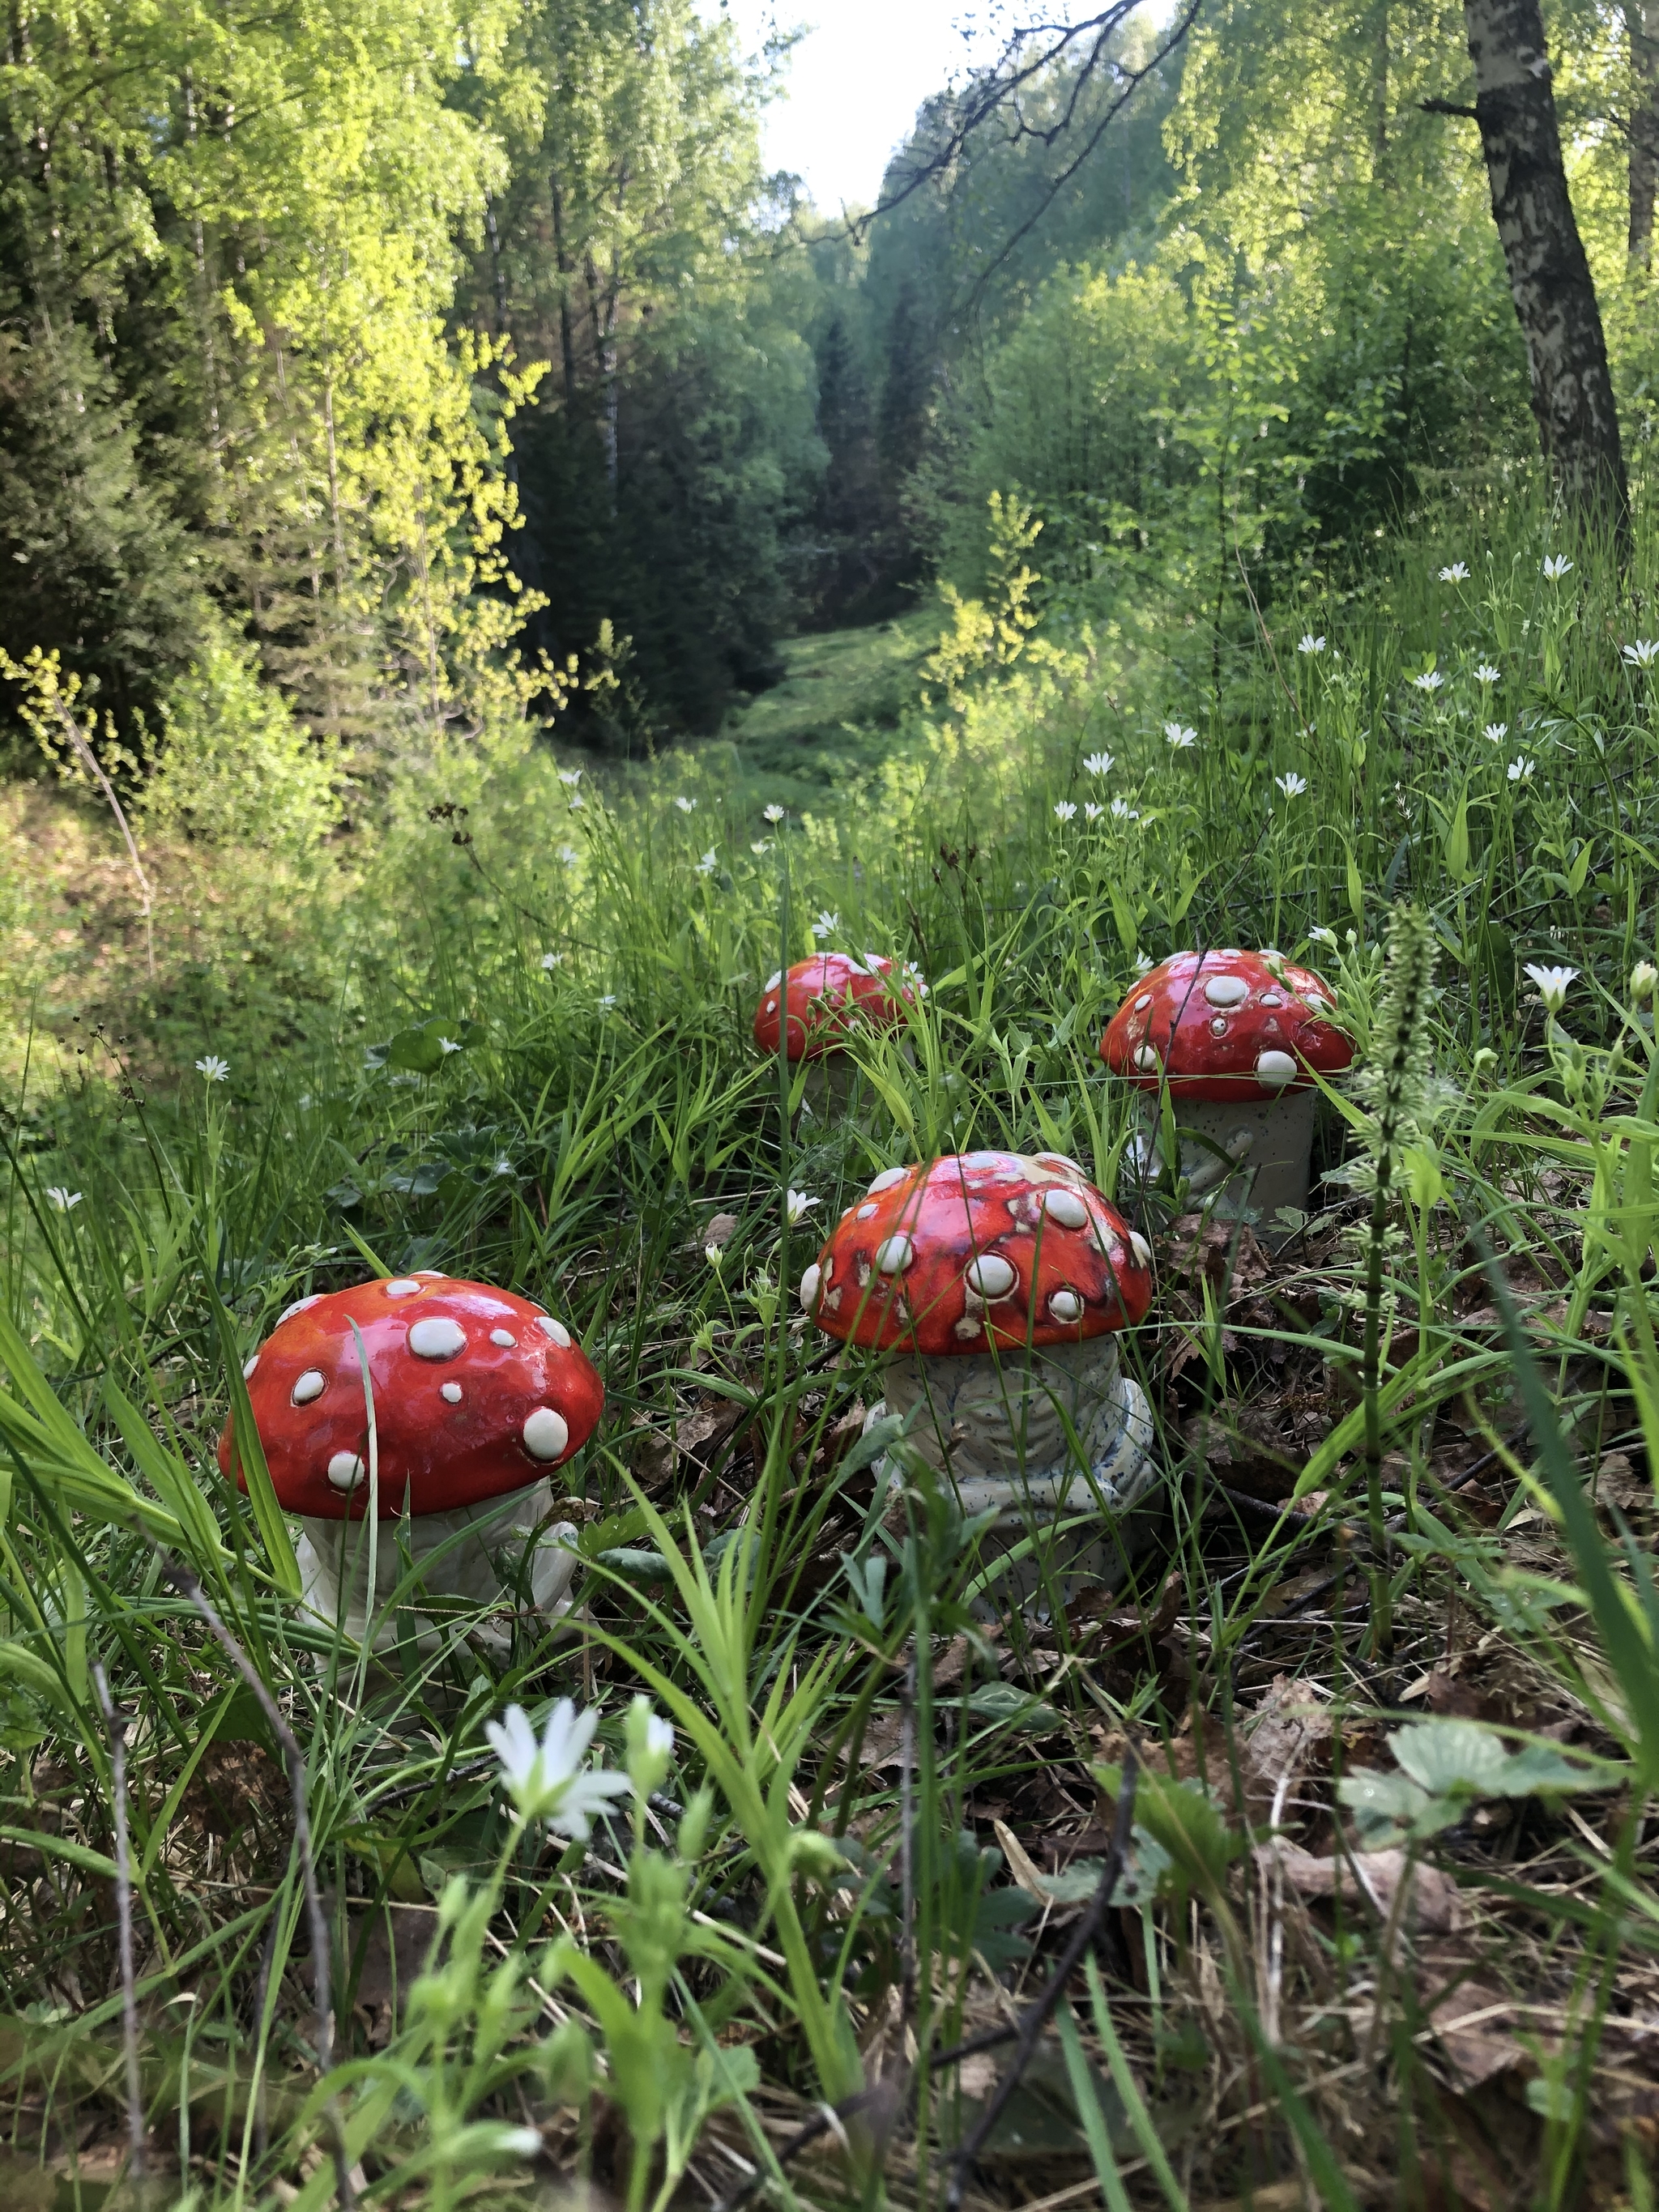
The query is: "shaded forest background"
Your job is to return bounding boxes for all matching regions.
[3,0,1659,800]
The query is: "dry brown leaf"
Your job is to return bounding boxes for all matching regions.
[992,1819,1051,1903]
[1242,1673,1332,1819]
[1265,1843,1462,1933]
[1427,1979,1525,2087]
[702,1212,740,1250]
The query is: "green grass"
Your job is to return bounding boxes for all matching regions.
[3,483,1659,2206]
[712,608,943,808]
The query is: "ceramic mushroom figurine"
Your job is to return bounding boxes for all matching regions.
[801,1151,1158,1599]
[753,952,923,1114]
[221,1274,602,1647]
[1102,948,1353,1233]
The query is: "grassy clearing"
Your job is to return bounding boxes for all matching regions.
[713,611,944,808]
[3,487,1659,2207]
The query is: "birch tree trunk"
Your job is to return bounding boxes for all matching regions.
[1461,0,1629,541]
[1631,1,1659,265]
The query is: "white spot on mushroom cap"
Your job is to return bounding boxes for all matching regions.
[868,1166,907,1195]
[278,1294,322,1325]
[876,1234,915,1273]
[536,1315,571,1349]
[292,1370,326,1406]
[326,1451,364,1492]
[1042,1187,1090,1230]
[766,970,782,990]
[1210,1016,1229,1036]
[966,1254,1016,1298]
[242,1355,259,1381]
[522,1407,569,1461]
[1035,1151,1084,1176]
[766,999,777,1014]
[1135,993,1152,1011]
[1132,1044,1160,1073]
[1256,1049,1299,1085]
[490,1328,516,1347]
[1129,1231,1152,1268]
[441,1382,463,1404]
[408,1316,467,1360]
[799,1263,822,1311]
[1204,974,1249,1008]
[856,1202,878,1220]
[1048,1289,1085,1323]
[385,1277,422,1298]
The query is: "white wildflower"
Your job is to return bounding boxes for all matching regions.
[484,1702,629,1838]
[45,1187,82,1212]
[674,795,696,813]
[1307,925,1337,947]
[696,850,717,874]
[557,845,579,865]
[1542,554,1573,581]
[1410,670,1445,693]
[1631,961,1657,1002]
[786,1188,819,1225]
[557,769,582,787]
[196,1055,230,1083]
[438,1036,463,1055]
[1297,634,1326,655]
[1474,663,1501,684]
[762,803,785,824]
[1053,799,1077,820]
[1523,963,1577,1012]
[1483,722,1508,744]
[1109,798,1140,821]
[751,840,771,855]
[1438,563,1469,582]
[1133,952,1154,974]
[540,952,565,970]
[1084,802,1102,821]
[597,995,617,1012]
[1273,771,1309,799]
[810,910,839,940]
[1164,722,1197,749]
[1084,751,1115,775]
[1623,640,1659,668]
[1507,757,1535,783]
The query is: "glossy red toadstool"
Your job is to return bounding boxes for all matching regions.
[1101,948,1353,1230]
[800,1151,1158,1595]
[753,953,923,1113]
[220,1274,602,1644]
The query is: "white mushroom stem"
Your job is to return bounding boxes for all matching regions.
[864,1337,1158,1611]
[294,1479,579,1652]
[1127,1086,1319,1234]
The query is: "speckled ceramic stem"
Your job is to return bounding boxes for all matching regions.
[296,1479,579,1650]
[865,1336,1159,1607]
[1128,1086,1318,1235]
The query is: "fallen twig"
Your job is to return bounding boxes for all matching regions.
[945,1751,1140,2208]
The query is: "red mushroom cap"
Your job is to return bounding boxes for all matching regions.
[1101,949,1353,1102]
[802,1151,1151,1355]
[752,953,923,1062]
[218,1276,603,1520]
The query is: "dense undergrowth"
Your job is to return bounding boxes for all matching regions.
[5,481,1659,2207]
